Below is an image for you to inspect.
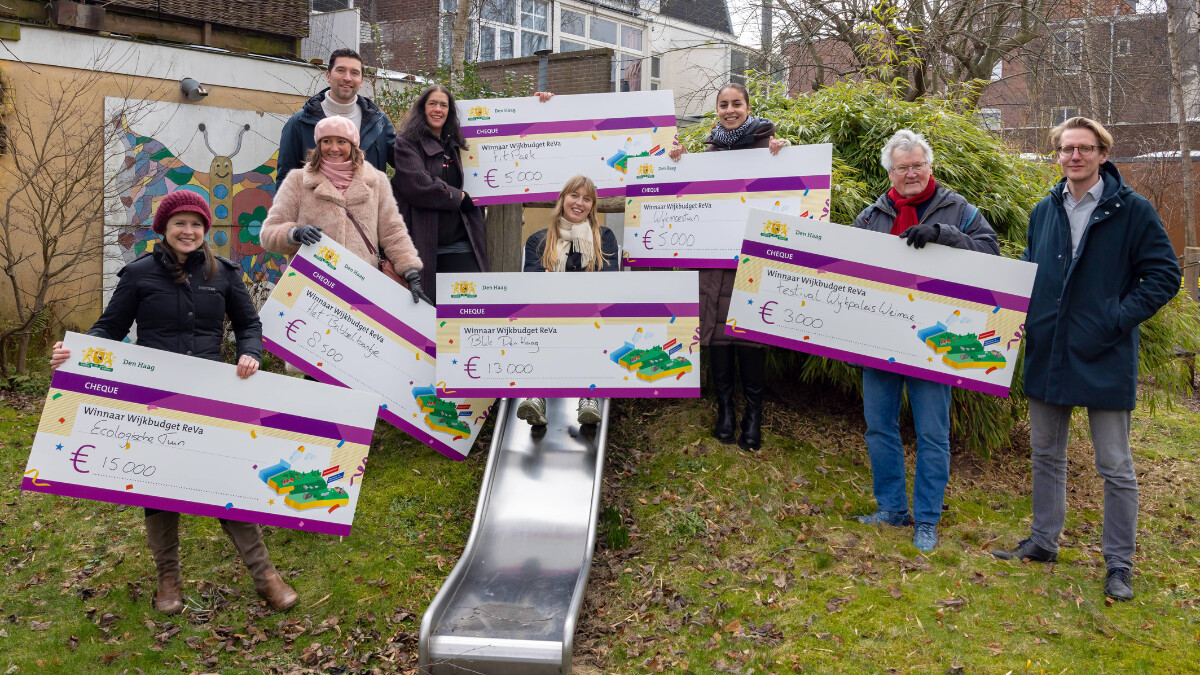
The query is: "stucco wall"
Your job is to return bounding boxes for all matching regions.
[0,27,323,332]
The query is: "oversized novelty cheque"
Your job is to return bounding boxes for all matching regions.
[624,144,833,269]
[259,238,494,460]
[436,271,700,398]
[458,91,678,205]
[725,209,1037,397]
[22,333,380,535]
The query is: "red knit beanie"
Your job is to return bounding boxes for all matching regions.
[152,191,212,234]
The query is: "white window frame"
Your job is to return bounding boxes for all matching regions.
[730,48,750,85]
[475,0,549,62]
[1116,38,1131,56]
[979,107,1002,130]
[553,3,647,92]
[1052,106,1080,126]
[1053,32,1082,75]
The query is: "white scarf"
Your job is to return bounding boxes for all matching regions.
[554,217,595,271]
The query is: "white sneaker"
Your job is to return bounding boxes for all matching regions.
[517,398,547,426]
[577,397,601,425]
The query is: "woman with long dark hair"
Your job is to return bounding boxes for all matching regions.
[392,85,552,295]
[669,82,787,452]
[49,192,298,614]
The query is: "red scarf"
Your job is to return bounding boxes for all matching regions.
[886,177,938,235]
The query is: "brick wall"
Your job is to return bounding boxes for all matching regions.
[358,0,441,74]
[475,48,615,95]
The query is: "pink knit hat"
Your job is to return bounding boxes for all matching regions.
[152,190,212,234]
[314,116,360,148]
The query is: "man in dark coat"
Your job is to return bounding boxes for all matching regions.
[850,129,999,554]
[993,117,1181,602]
[276,48,395,187]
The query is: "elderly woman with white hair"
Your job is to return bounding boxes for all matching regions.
[849,128,999,552]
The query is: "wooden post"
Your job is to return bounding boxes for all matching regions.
[485,203,524,273]
[1186,246,1200,303]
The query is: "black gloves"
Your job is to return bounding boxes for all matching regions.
[405,270,433,305]
[900,222,940,249]
[289,225,323,246]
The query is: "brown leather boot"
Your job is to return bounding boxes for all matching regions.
[220,520,298,610]
[145,511,183,615]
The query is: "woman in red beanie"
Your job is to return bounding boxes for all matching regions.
[262,115,428,302]
[49,191,299,615]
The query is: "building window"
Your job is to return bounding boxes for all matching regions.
[1053,32,1082,74]
[477,0,546,61]
[555,10,647,91]
[621,24,642,51]
[590,17,617,44]
[619,54,642,91]
[312,0,352,11]
[561,8,586,37]
[1117,38,1131,56]
[990,60,1003,81]
[650,54,661,90]
[979,108,1002,130]
[1052,107,1079,126]
[731,49,749,85]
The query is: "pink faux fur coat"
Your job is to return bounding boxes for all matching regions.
[261,164,423,273]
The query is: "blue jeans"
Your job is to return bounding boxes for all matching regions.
[862,368,952,524]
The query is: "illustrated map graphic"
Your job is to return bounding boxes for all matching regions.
[606,143,665,175]
[917,322,1007,371]
[611,337,693,381]
[413,387,472,438]
[258,460,349,511]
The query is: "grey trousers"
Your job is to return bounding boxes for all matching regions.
[1028,398,1137,570]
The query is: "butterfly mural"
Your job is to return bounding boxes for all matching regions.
[111,114,286,285]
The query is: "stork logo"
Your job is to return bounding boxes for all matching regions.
[467,105,491,121]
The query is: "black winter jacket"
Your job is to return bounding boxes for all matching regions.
[1021,161,1181,409]
[852,184,999,254]
[523,227,619,272]
[276,88,396,187]
[88,248,262,363]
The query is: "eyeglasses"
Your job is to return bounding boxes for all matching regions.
[891,162,928,175]
[1056,144,1099,157]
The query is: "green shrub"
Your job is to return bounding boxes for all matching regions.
[685,75,1200,456]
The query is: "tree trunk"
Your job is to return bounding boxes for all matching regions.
[485,204,524,273]
[449,0,472,84]
[15,333,29,376]
[1166,0,1198,301]
[1081,1,1101,118]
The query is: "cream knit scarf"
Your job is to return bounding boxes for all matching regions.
[554,217,595,271]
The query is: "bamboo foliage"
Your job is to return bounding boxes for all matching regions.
[681,75,1200,456]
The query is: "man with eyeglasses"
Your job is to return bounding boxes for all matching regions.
[850,129,999,552]
[992,117,1180,602]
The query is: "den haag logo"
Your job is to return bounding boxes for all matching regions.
[761,219,789,241]
[79,347,115,372]
[450,281,477,298]
[635,162,655,180]
[314,245,340,271]
[467,105,490,121]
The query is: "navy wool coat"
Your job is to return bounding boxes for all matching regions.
[1021,161,1180,410]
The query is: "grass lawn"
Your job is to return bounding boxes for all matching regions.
[2,374,1198,673]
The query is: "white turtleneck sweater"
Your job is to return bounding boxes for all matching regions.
[321,92,363,130]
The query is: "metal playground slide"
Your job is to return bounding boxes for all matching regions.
[418,397,611,674]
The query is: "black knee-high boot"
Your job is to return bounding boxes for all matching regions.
[737,346,766,451]
[709,345,737,444]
